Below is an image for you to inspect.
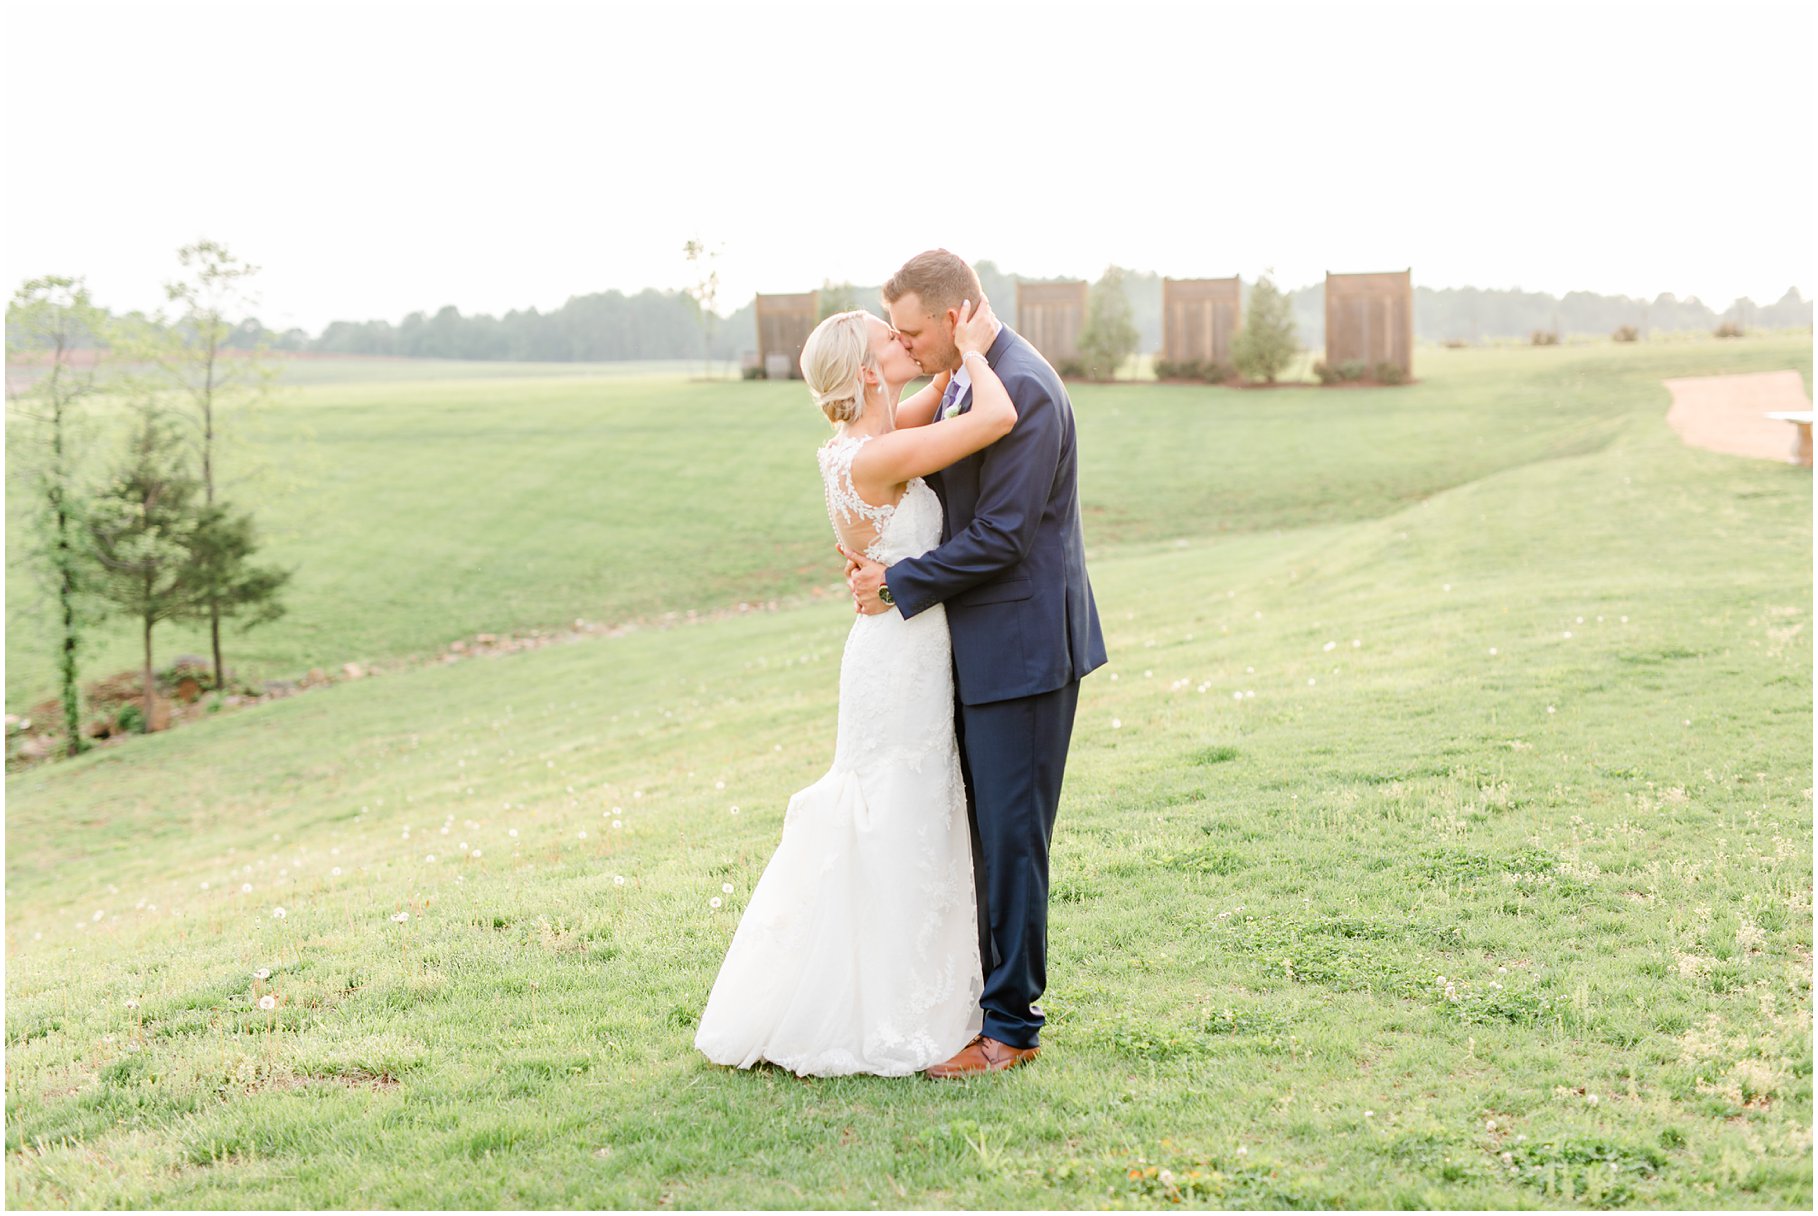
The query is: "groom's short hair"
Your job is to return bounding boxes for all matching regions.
[883,249,983,316]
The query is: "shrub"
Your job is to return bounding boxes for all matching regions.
[1715,321,1744,338]
[1612,325,1639,343]
[740,364,767,380]
[1231,275,1299,384]
[1373,361,1408,385]
[1056,358,1088,379]
[115,703,146,735]
[1077,266,1139,381]
[1530,330,1559,346]
[1442,338,1469,349]
[1314,359,1374,386]
[1156,358,1234,383]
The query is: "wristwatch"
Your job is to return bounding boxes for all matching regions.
[877,582,895,607]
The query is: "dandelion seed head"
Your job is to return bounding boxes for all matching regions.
[613,875,625,886]
[272,907,286,919]
[259,994,276,1010]
[722,883,734,894]
[709,896,722,909]
[392,911,409,922]
[1111,718,1122,729]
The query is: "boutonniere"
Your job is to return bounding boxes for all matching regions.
[942,403,961,420]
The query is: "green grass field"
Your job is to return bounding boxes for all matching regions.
[4,335,1811,1208]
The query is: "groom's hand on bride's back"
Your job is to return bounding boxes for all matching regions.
[837,543,890,616]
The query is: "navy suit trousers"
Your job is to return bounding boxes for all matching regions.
[955,678,1081,1050]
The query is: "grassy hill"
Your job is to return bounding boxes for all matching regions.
[6,338,1808,715]
[4,336,1811,1207]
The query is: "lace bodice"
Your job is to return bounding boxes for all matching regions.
[817,434,943,565]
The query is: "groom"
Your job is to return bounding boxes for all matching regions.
[842,249,1107,1077]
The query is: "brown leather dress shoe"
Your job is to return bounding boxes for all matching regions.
[924,1034,1040,1079]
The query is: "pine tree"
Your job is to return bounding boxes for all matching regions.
[84,408,211,730]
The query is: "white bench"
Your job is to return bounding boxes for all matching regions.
[1764,410,1813,466]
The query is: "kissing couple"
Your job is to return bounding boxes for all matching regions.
[695,249,1107,1078]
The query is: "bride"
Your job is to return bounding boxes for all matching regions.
[694,299,1014,1076]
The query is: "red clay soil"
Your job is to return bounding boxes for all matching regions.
[1663,369,1812,464]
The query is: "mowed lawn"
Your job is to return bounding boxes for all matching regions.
[3,336,1811,1208]
[6,337,1805,713]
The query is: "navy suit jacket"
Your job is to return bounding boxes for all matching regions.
[885,325,1108,705]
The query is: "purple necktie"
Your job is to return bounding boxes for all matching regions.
[940,376,961,416]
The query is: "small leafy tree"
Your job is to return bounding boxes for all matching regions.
[1077,266,1140,381]
[682,236,722,376]
[1232,274,1299,384]
[5,277,106,755]
[142,240,280,692]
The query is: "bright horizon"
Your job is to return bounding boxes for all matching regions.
[4,0,1813,334]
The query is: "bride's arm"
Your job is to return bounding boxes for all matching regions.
[852,300,1013,489]
[893,368,951,430]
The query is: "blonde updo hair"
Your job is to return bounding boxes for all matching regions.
[800,309,879,425]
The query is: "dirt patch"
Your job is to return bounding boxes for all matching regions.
[1663,369,1811,463]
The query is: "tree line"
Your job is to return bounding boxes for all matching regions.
[14,268,1807,369]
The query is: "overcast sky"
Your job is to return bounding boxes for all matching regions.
[4,0,1813,333]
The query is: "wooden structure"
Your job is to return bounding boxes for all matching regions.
[1324,270,1413,377]
[1161,277,1242,365]
[755,292,818,379]
[1016,280,1089,364]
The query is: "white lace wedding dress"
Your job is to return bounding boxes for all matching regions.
[693,434,983,1076]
